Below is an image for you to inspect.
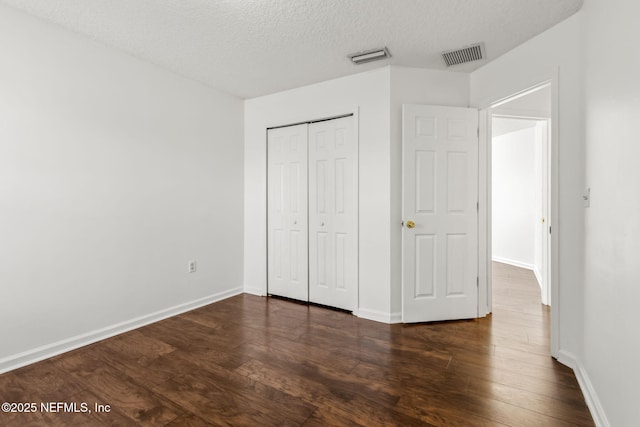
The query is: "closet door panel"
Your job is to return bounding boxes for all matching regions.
[267,124,308,301]
[308,117,357,310]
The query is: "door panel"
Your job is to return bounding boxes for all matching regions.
[267,124,308,301]
[447,152,468,212]
[308,117,357,311]
[415,234,436,297]
[402,105,478,323]
[416,151,436,213]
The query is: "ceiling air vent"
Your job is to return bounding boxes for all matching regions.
[349,47,391,65]
[441,43,485,67]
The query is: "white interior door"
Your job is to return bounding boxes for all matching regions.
[308,116,357,311]
[267,124,308,301]
[402,105,479,322]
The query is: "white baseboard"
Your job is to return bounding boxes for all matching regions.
[557,350,610,427]
[533,267,542,288]
[356,308,397,324]
[389,312,402,324]
[0,287,243,375]
[243,285,266,296]
[492,256,535,271]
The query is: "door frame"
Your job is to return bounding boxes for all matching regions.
[265,110,360,313]
[478,79,559,358]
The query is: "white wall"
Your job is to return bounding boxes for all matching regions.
[492,126,536,269]
[0,5,244,370]
[389,66,470,317]
[582,0,640,424]
[245,66,469,321]
[470,13,584,361]
[244,67,392,321]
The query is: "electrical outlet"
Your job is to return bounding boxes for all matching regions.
[188,260,197,273]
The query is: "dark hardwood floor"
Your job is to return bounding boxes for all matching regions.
[0,262,593,426]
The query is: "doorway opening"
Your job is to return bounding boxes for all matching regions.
[492,115,550,305]
[487,82,555,354]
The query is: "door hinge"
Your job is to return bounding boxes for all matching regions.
[477,277,479,287]
[549,226,552,234]
[477,127,480,138]
[476,201,479,212]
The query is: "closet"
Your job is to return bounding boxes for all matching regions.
[267,115,357,311]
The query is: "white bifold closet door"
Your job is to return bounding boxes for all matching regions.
[267,116,357,312]
[267,124,309,302]
[308,117,357,311]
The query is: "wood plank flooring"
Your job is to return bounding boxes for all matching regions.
[0,262,593,426]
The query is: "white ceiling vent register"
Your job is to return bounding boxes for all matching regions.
[349,47,391,64]
[441,43,485,67]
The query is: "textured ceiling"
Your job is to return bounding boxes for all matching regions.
[1,0,583,98]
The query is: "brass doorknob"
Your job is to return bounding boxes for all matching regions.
[406,220,416,229]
